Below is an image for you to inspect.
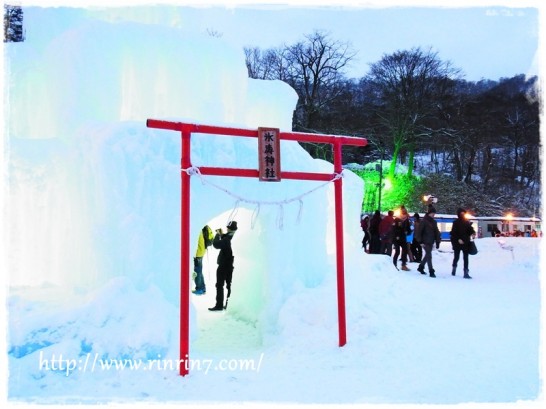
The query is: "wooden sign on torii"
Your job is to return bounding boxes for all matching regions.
[146,119,367,376]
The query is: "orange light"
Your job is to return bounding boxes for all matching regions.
[505,212,513,221]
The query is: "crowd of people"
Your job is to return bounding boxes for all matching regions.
[361,205,476,279]
[491,227,539,238]
[191,203,481,311]
[188,205,535,312]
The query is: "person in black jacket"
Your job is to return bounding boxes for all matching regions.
[415,206,441,278]
[392,206,412,271]
[368,210,382,254]
[209,220,237,311]
[450,208,476,279]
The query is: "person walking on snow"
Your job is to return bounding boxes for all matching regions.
[361,214,371,252]
[450,208,476,279]
[209,220,238,311]
[392,206,412,271]
[192,225,214,295]
[415,206,441,278]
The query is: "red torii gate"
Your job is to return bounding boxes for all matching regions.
[146,119,367,376]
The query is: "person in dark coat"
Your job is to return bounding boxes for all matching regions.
[368,210,382,254]
[491,226,501,237]
[450,208,476,279]
[410,213,422,262]
[392,206,412,270]
[415,206,441,277]
[209,220,237,311]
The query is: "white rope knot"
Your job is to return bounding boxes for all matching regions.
[182,166,201,176]
[185,166,344,229]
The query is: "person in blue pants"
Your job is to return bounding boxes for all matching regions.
[192,225,213,295]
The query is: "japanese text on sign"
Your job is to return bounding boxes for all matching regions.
[258,127,281,181]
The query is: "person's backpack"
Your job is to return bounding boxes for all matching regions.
[202,225,213,249]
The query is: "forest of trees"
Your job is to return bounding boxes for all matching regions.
[245,31,541,217]
[4,4,24,42]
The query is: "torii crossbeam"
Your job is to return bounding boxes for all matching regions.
[146,119,367,376]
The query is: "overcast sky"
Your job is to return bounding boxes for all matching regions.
[184,4,540,81]
[12,0,544,81]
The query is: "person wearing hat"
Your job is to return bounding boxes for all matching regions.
[209,220,238,311]
[450,208,476,279]
[414,205,441,277]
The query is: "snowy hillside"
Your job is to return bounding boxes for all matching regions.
[7,237,542,403]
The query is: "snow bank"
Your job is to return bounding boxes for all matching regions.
[5,7,364,350]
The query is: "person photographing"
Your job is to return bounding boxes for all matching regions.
[209,220,238,311]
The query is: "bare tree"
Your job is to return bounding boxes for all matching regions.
[367,47,460,178]
[283,30,356,130]
[244,46,285,80]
